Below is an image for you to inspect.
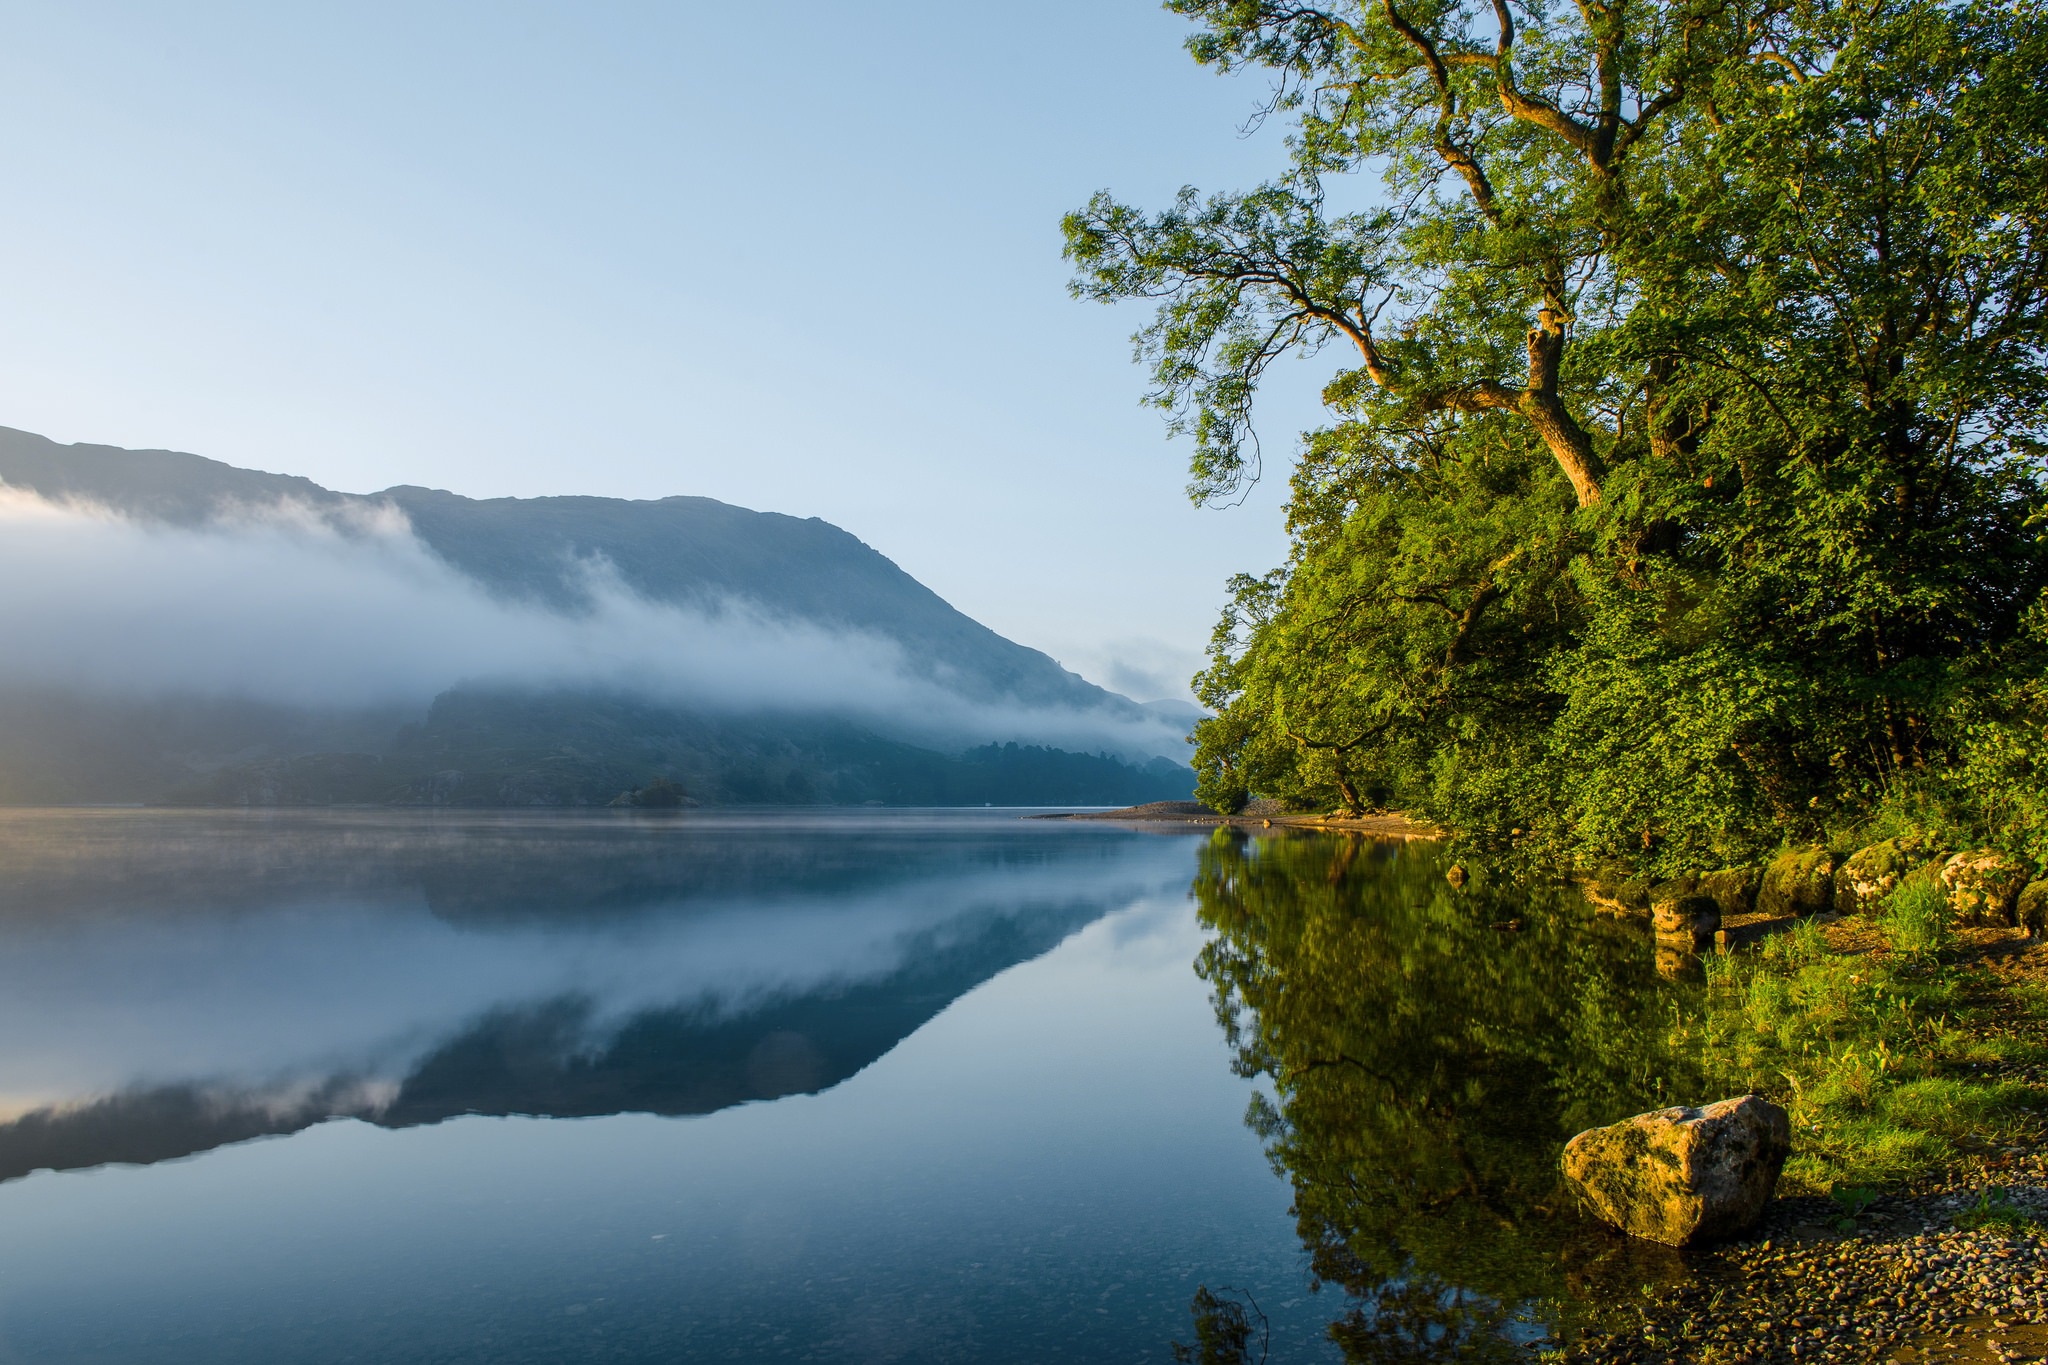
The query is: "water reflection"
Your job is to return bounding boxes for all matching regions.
[1189,831,1699,1359]
[0,810,1191,1185]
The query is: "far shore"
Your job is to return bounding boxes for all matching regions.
[1034,800,1441,839]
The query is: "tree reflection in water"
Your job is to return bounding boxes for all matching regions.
[1185,831,1702,1361]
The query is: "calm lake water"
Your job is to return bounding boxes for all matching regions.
[0,810,1687,1363]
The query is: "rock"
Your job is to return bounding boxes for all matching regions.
[1834,836,1942,915]
[2020,881,2048,937]
[1939,850,2030,926]
[1445,864,1468,887]
[1581,871,1651,919]
[1648,873,1698,904]
[1653,893,1721,945]
[1561,1095,1792,1247]
[1695,866,1761,918]
[1758,848,1835,917]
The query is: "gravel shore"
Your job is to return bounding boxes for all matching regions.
[1572,1183,2047,1362]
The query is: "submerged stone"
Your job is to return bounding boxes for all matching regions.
[1561,1095,1792,1247]
[1652,892,1720,945]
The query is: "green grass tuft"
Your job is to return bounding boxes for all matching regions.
[1953,1187,2038,1232]
[1880,870,1953,959]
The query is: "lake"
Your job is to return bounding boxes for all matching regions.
[0,810,1686,1363]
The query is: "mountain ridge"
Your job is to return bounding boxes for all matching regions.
[0,424,1131,712]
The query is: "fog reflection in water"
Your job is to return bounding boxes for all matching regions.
[0,809,1333,1364]
[0,810,1201,1175]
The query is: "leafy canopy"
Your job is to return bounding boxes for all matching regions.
[1068,0,2048,871]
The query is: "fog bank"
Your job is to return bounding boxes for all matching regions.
[0,489,1187,757]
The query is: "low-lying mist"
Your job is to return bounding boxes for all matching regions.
[0,488,1187,758]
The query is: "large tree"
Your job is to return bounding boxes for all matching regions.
[1069,0,2048,867]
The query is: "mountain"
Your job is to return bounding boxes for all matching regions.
[0,424,1121,710]
[0,425,1193,806]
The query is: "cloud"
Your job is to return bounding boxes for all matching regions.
[1068,636,1205,705]
[0,488,1187,756]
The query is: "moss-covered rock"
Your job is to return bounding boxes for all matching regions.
[1940,850,2031,925]
[1694,866,1761,919]
[2019,881,2048,937]
[1652,893,1720,945]
[1834,836,1943,915]
[1758,848,1835,917]
[1561,1095,1791,1247]
[1580,871,1651,919]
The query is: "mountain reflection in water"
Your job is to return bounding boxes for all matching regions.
[0,810,1190,1184]
[1188,831,1700,1361]
[0,811,1705,1364]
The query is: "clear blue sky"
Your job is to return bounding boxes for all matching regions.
[0,1,1331,702]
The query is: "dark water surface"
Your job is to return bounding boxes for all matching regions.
[0,811,1685,1363]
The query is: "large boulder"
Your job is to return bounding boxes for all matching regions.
[1758,848,1835,917]
[1939,850,2030,926]
[1835,836,1944,915]
[1652,893,1720,945]
[1561,1095,1792,1247]
[1695,866,1761,919]
[2020,882,2048,938]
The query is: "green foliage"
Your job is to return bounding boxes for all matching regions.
[1171,1287,1267,1365]
[1880,869,1955,959]
[1953,1187,2037,1232]
[1071,0,2048,871]
[1183,828,2048,1355]
[1689,927,2047,1192]
[1827,1183,1881,1233]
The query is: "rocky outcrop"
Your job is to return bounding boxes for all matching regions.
[1834,836,1944,915]
[1939,850,2031,926]
[2020,881,2048,937]
[1649,880,1716,978]
[1582,867,1754,927]
[1758,848,1835,917]
[1561,1095,1792,1247]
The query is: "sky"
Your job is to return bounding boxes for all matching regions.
[0,1,1337,703]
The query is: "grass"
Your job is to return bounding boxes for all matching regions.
[1677,906,2048,1194]
[1952,1187,2038,1232]
[1880,868,1953,959]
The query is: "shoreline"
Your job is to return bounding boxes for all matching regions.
[1033,800,1442,839]
[1564,911,2048,1361]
